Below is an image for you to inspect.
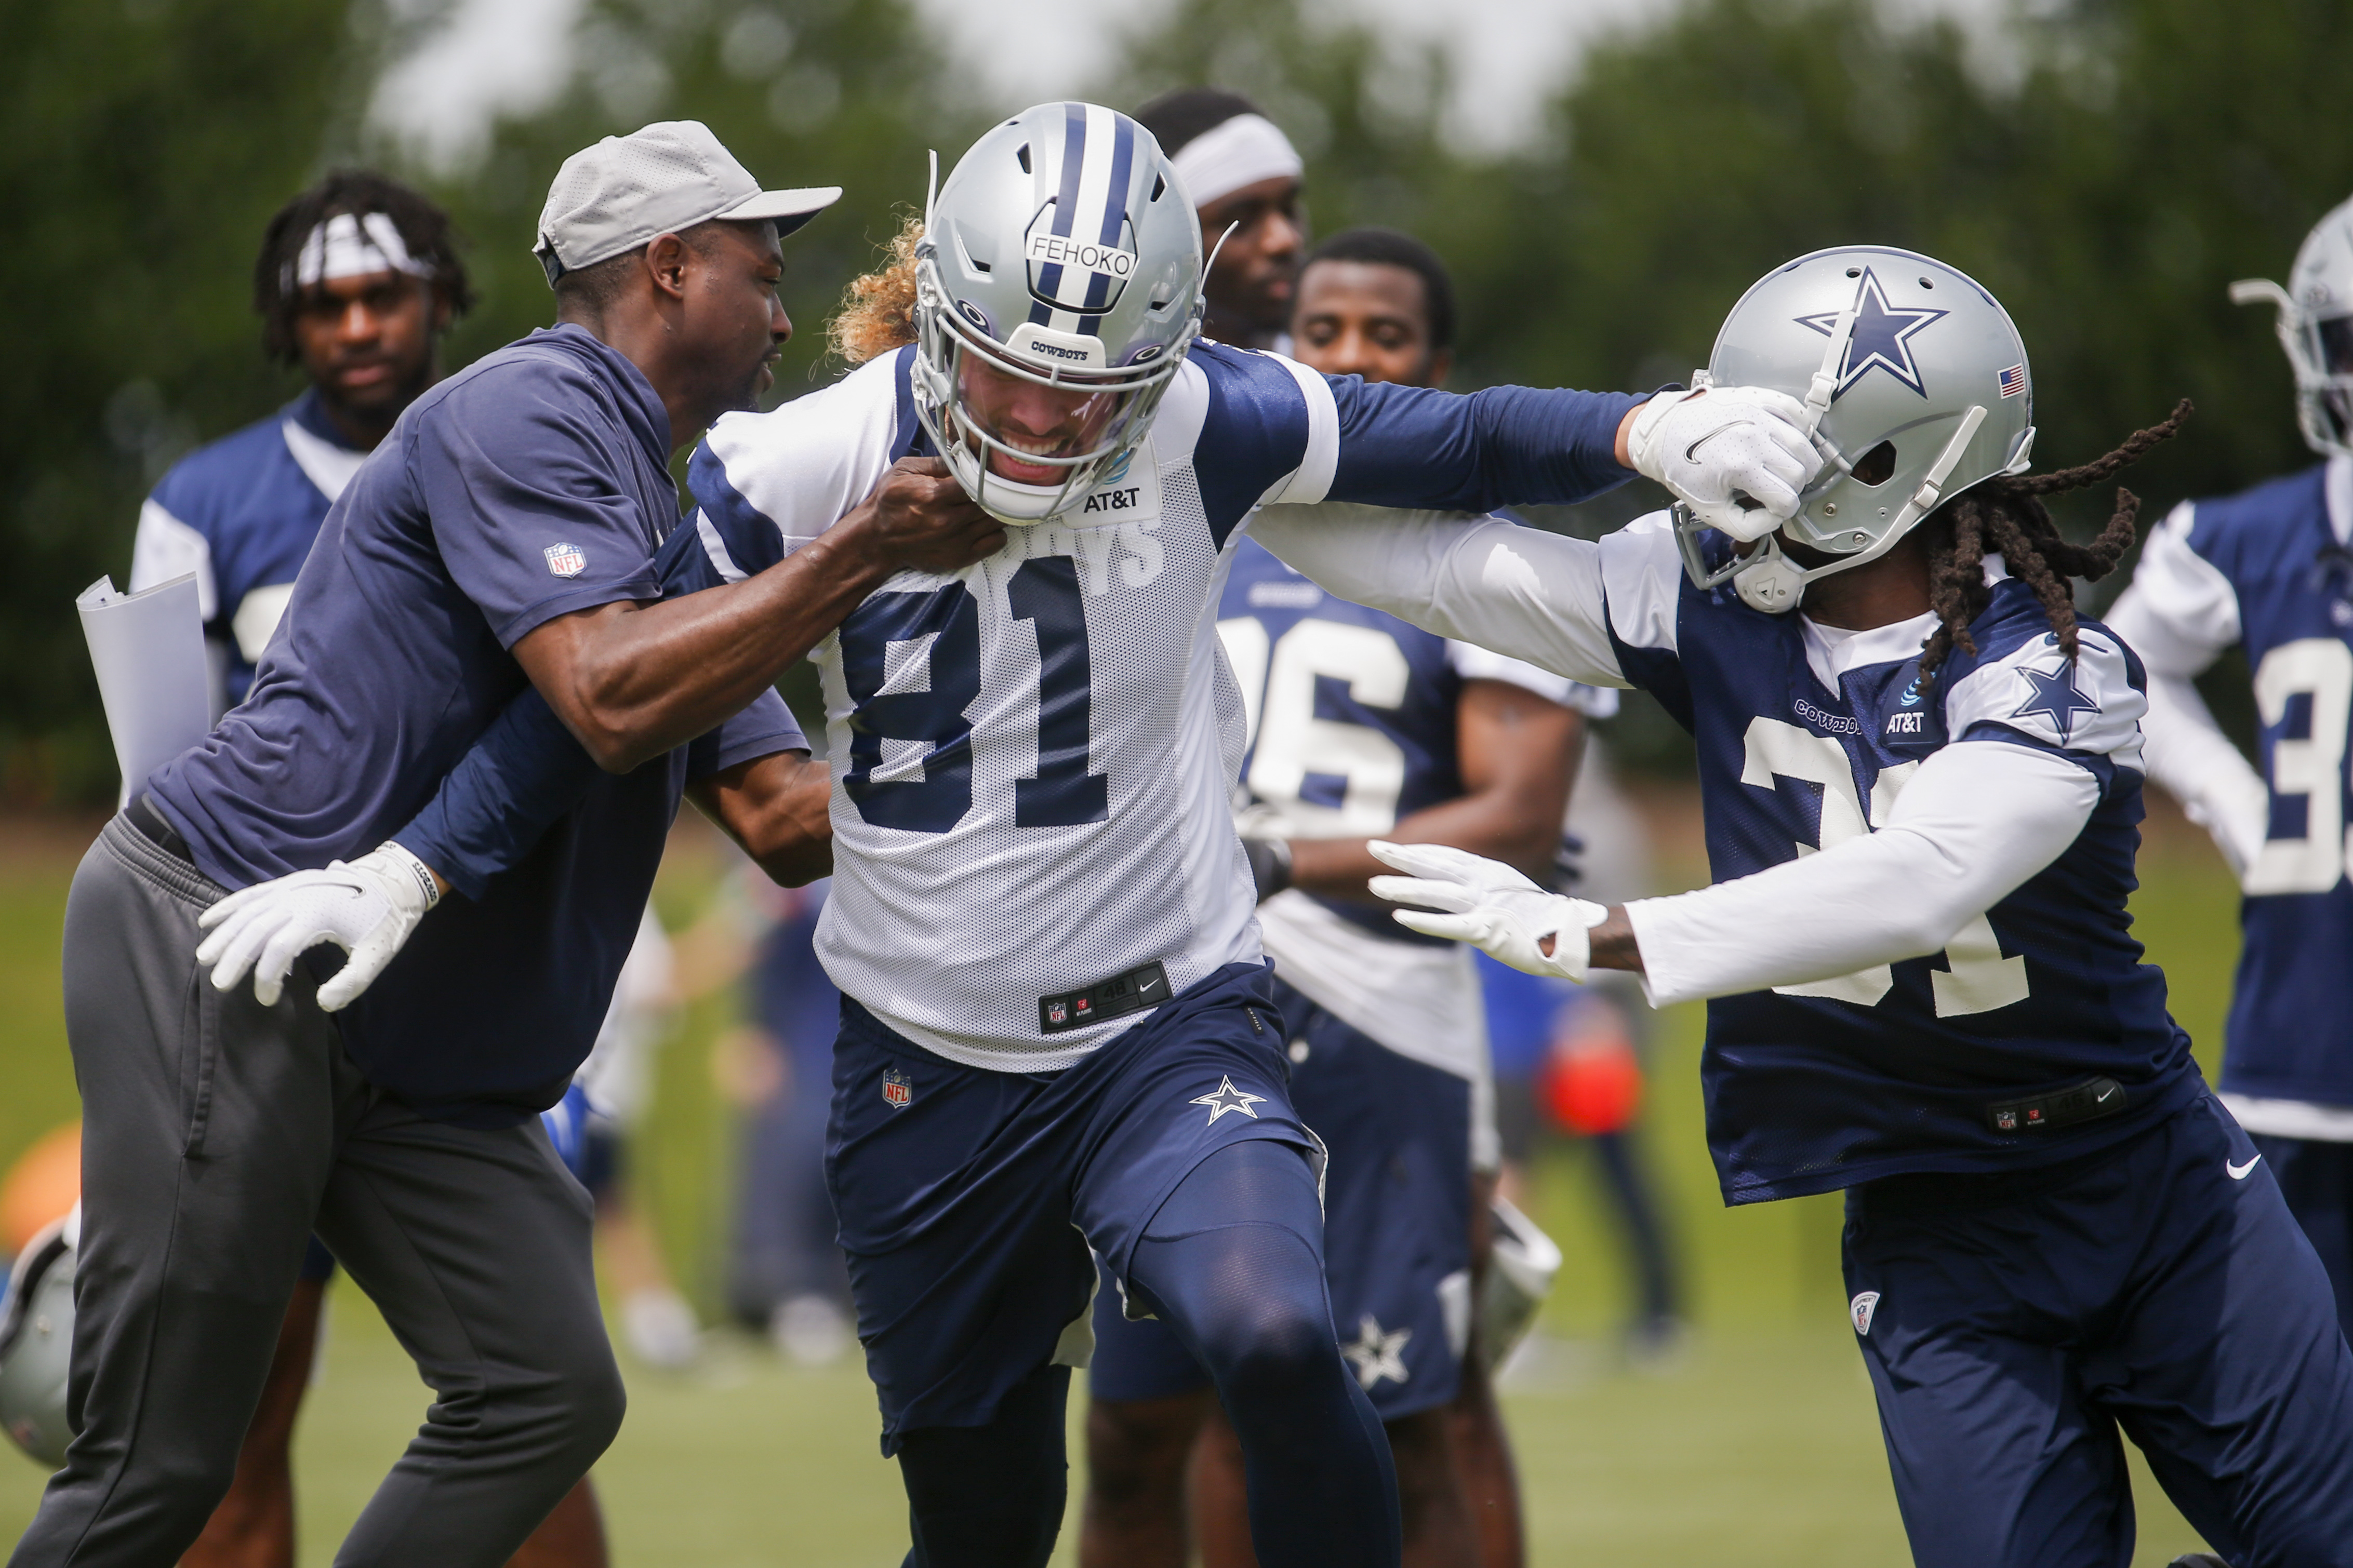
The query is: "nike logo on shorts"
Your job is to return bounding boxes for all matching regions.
[2227,1155,2263,1180]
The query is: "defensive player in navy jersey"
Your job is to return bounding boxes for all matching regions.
[1134,89,1304,353]
[132,172,472,715]
[2106,193,2353,1343]
[1079,227,1605,1568]
[206,104,1823,1568]
[19,122,1012,1568]
[1256,246,2353,1566]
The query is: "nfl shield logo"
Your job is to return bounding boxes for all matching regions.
[881,1067,913,1109]
[1850,1291,1881,1336]
[543,542,587,579]
[1996,1109,2018,1131]
[1047,1001,1069,1025]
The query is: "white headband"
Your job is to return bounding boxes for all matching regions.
[1168,113,1304,210]
[289,212,432,289]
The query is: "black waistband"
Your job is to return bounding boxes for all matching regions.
[1039,960,1171,1035]
[128,794,191,863]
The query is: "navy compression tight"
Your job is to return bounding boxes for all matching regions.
[894,1140,1400,1568]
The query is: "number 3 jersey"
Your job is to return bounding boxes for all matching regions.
[1252,508,2203,1203]
[2106,456,2353,1124]
[678,344,1639,1070]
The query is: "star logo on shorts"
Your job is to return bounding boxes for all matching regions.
[1341,1315,1413,1388]
[1190,1076,1265,1125]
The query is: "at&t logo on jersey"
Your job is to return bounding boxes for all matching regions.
[881,1066,913,1109]
[543,542,587,579]
[1084,486,1143,515]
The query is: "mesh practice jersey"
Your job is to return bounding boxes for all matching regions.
[680,344,1638,1069]
[1251,507,2203,1202]
[2107,457,2353,1127]
[1218,520,1613,1089]
[131,388,368,709]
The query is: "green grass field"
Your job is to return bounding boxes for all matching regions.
[0,806,2244,1564]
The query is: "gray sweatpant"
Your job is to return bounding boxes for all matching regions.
[8,816,624,1568]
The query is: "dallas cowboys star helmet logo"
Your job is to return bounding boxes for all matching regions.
[1341,1315,1413,1389]
[2010,660,2102,742]
[1190,1076,1266,1125]
[1796,267,1949,399]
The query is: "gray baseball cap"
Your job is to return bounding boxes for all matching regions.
[535,119,842,284]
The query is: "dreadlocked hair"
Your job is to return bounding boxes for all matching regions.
[1917,398,2194,687]
[829,212,924,365]
[252,170,472,364]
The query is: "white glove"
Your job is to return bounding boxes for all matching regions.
[1366,840,1608,983]
[1625,386,1823,541]
[195,843,441,1011]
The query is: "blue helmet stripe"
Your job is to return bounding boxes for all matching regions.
[1032,102,1090,311]
[1098,115,1134,247]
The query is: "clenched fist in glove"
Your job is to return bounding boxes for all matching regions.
[1367,840,1608,983]
[1625,386,1823,541]
[196,842,443,1011]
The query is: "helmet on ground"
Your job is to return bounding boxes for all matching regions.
[2232,193,2353,461]
[0,1207,78,1468]
[1677,247,2038,613]
[913,102,1205,526]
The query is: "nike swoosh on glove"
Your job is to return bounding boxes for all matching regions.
[195,842,441,1010]
[1625,386,1824,541]
[1366,840,1607,982]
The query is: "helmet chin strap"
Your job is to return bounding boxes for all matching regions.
[1734,404,1990,614]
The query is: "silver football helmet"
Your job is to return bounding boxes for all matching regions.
[1677,247,2038,613]
[0,1207,78,1468]
[913,102,1205,525]
[2232,193,2353,461]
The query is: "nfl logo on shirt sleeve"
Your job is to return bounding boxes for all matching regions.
[543,542,587,579]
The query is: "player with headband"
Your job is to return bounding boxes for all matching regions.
[1136,89,1306,353]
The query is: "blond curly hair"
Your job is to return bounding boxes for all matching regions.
[828,213,925,365]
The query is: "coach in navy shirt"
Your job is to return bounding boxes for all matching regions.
[18,122,1004,1568]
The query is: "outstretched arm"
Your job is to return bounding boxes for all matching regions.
[1249,506,1634,688]
[1372,740,2096,1003]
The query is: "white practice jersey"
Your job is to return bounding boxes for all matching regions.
[676,344,1640,1069]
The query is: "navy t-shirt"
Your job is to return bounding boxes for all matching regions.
[149,325,804,1125]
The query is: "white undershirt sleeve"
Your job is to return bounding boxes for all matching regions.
[1626,741,2098,1006]
[2103,505,2267,873]
[1248,505,1629,687]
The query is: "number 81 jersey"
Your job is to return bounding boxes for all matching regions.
[684,345,1308,1069]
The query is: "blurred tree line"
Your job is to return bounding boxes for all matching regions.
[4,0,2348,799]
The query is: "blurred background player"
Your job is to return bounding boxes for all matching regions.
[1078,226,1607,1568]
[719,876,855,1363]
[2106,191,2353,1338]
[1134,89,1304,353]
[130,172,471,717]
[1477,743,1685,1365]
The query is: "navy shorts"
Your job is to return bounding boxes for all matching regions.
[827,962,1314,1454]
[2250,1130,2353,1344]
[1843,1093,2353,1568]
[298,1236,337,1283]
[1091,976,1472,1420]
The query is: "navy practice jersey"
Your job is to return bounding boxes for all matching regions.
[132,388,366,707]
[1251,508,2205,1203]
[2111,459,2353,1112]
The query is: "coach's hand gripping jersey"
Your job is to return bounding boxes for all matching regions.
[1256,507,2203,1203]
[2107,455,2353,1122]
[680,344,1638,1069]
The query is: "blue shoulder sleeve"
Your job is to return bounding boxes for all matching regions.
[1193,345,1313,547]
[393,523,775,898]
[1327,381,1644,514]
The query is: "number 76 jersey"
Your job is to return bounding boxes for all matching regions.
[681,345,1306,1069]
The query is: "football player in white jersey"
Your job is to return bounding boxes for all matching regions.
[1079,226,1600,1568]
[1267,248,2353,1566]
[202,103,1825,1566]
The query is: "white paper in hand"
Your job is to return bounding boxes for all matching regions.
[77,574,211,808]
